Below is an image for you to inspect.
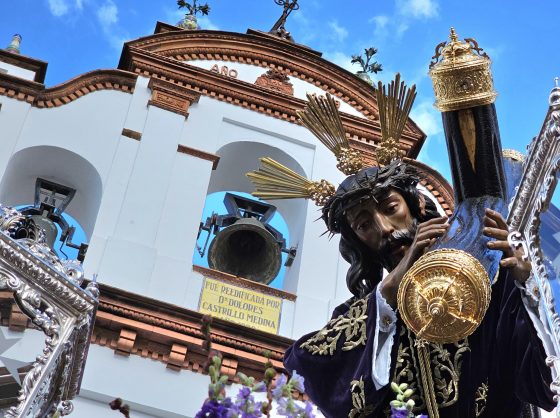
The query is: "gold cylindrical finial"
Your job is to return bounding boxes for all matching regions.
[429,28,497,112]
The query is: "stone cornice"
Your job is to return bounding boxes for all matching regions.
[119,27,427,158]
[0,283,306,396]
[0,49,48,83]
[177,145,220,169]
[122,47,420,156]
[148,77,200,117]
[89,282,298,385]
[0,69,137,108]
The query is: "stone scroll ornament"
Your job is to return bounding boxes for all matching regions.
[507,79,560,412]
[0,205,98,418]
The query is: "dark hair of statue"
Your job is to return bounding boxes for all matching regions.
[322,161,441,298]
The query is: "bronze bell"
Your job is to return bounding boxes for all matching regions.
[207,217,282,284]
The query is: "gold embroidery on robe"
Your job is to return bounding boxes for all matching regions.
[392,327,426,412]
[300,297,368,355]
[474,380,489,417]
[392,328,470,412]
[348,377,374,418]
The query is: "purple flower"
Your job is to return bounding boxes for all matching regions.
[236,387,252,402]
[300,401,315,418]
[252,381,267,393]
[232,387,263,418]
[272,374,288,400]
[416,415,428,418]
[196,399,232,418]
[390,407,410,418]
[289,371,305,393]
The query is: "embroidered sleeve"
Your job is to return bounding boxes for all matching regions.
[300,296,368,355]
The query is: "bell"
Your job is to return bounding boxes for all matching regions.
[207,217,282,284]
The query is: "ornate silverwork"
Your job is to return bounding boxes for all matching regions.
[506,80,560,411]
[0,205,97,417]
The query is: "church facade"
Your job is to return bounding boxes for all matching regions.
[0,21,453,417]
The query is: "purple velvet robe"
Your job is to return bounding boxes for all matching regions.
[284,269,555,417]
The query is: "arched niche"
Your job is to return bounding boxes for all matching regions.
[0,146,103,239]
[206,141,309,292]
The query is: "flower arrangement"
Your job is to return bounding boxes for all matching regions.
[196,354,314,418]
[389,382,427,418]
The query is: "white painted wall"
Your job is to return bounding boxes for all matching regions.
[0,73,356,339]
[0,61,36,81]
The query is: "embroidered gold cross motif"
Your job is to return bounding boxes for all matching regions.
[348,377,374,418]
[300,297,368,355]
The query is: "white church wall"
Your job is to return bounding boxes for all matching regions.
[80,344,209,417]
[179,96,353,338]
[0,98,31,181]
[0,146,103,238]
[185,59,365,119]
[11,90,131,179]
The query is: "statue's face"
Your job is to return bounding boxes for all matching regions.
[345,189,417,270]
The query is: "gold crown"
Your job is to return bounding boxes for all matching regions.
[429,28,497,112]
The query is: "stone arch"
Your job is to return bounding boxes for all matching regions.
[0,145,103,239]
[205,140,309,291]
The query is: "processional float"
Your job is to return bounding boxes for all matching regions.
[0,206,98,417]
[247,28,560,414]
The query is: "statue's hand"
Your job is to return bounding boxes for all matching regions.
[483,208,531,283]
[381,216,449,308]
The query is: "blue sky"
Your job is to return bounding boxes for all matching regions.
[1,0,558,183]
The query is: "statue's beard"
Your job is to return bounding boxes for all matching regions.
[378,219,418,271]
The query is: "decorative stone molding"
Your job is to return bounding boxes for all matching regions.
[121,128,142,141]
[255,69,294,96]
[177,145,220,169]
[0,69,137,108]
[221,357,239,378]
[116,329,137,357]
[167,343,188,371]
[148,77,200,117]
[0,49,48,83]
[119,28,426,159]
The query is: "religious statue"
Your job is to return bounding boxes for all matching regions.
[247,29,556,417]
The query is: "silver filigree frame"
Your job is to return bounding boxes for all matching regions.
[0,211,98,418]
[507,82,560,415]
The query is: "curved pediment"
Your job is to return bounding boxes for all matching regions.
[118,23,426,159]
